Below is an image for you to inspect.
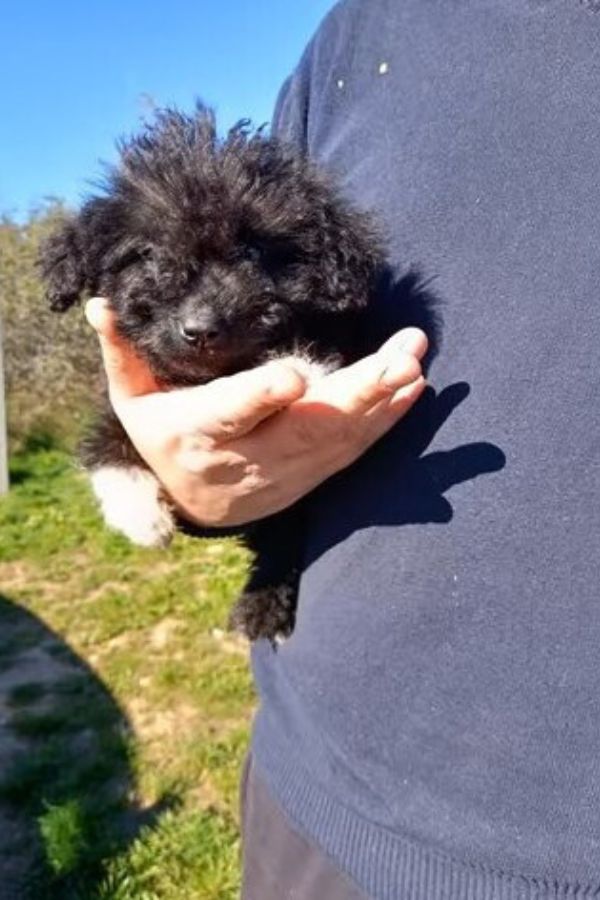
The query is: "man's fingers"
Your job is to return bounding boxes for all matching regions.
[316,374,427,469]
[347,373,426,438]
[85,297,159,400]
[306,327,428,415]
[176,359,308,441]
[385,374,428,419]
[378,327,429,363]
[86,303,427,449]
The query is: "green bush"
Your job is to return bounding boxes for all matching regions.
[0,203,101,450]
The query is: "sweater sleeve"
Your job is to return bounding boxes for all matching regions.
[271,56,311,150]
[270,0,349,146]
[270,1,353,156]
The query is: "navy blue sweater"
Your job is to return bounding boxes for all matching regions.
[252,2,600,896]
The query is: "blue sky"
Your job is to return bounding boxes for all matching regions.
[1,0,334,218]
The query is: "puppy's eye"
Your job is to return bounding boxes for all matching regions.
[132,302,153,323]
[263,243,302,272]
[240,244,262,264]
[116,247,154,272]
[238,234,302,271]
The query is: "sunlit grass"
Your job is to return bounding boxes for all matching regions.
[0,446,254,897]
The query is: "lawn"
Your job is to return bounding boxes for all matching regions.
[0,444,254,898]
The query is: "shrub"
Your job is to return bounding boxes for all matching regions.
[0,202,102,450]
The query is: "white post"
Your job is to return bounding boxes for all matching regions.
[0,312,8,494]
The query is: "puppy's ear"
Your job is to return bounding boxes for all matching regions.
[38,217,87,312]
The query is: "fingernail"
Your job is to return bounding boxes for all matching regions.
[397,328,428,358]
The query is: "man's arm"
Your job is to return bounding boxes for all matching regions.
[86,297,427,528]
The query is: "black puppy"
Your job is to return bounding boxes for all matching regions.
[40,105,383,641]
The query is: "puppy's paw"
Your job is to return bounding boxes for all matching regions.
[229,583,296,643]
[89,466,175,548]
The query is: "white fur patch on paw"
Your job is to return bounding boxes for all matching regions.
[90,466,175,548]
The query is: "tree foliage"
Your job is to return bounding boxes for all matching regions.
[0,202,102,448]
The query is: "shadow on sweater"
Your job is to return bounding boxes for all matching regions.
[304,267,506,559]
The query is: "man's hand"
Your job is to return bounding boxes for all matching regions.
[85,297,428,528]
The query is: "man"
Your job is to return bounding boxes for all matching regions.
[87,0,600,896]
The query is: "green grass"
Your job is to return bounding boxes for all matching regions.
[97,810,240,900]
[0,447,254,898]
[40,799,90,876]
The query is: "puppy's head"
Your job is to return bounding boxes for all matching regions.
[40,105,382,385]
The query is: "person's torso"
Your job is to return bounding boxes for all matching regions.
[254,0,600,886]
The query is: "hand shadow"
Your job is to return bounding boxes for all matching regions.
[0,595,177,898]
[305,268,506,559]
[372,381,506,526]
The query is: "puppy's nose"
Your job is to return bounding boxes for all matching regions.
[178,309,224,347]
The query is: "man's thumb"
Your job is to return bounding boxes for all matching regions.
[85,297,159,400]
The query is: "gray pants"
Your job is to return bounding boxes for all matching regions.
[240,755,367,900]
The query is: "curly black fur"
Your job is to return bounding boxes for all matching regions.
[39,104,385,641]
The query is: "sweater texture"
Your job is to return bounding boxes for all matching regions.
[252,2,600,896]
